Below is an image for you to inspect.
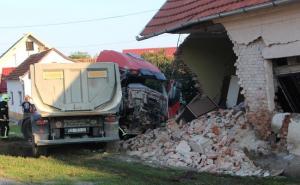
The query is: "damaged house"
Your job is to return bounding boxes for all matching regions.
[137,0,300,142]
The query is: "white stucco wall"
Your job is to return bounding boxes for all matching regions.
[215,3,300,59]
[7,50,73,119]
[0,38,41,69]
[6,80,23,117]
[212,3,300,112]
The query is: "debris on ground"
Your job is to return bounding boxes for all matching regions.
[122,109,272,176]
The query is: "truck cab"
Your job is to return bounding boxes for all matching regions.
[97,50,168,137]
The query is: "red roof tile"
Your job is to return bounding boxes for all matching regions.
[123,47,176,58]
[139,0,274,39]
[0,67,16,92]
[6,49,52,80]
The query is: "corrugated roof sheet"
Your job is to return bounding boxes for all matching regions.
[139,0,273,39]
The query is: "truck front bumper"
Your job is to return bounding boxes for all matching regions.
[36,137,119,146]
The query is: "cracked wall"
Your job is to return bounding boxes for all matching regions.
[213,3,300,139]
[232,39,274,139]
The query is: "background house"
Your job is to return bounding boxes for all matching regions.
[0,33,50,93]
[123,47,176,58]
[6,48,74,119]
[137,0,300,139]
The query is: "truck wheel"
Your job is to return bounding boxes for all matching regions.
[88,142,106,151]
[22,118,32,140]
[32,145,48,157]
[32,136,48,157]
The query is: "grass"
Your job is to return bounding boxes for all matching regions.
[9,123,22,138]
[0,151,299,185]
[0,126,298,185]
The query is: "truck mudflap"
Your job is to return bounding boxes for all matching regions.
[35,136,119,146]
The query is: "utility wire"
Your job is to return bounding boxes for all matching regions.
[57,40,137,49]
[0,9,156,29]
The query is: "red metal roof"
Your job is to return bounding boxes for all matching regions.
[96,50,161,73]
[139,0,273,39]
[0,67,15,93]
[123,47,176,58]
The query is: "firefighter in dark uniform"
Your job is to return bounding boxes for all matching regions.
[0,95,9,138]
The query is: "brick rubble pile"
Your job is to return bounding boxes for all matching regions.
[122,109,271,176]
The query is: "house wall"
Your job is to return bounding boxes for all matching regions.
[180,35,236,103]
[213,3,300,139]
[0,38,42,69]
[216,3,300,58]
[7,50,73,120]
[6,80,23,120]
[232,39,274,139]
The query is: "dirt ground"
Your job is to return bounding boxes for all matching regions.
[0,137,32,157]
[0,136,299,185]
[250,152,300,178]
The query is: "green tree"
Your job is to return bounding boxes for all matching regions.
[142,49,201,104]
[141,49,173,79]
[69,51,91,59]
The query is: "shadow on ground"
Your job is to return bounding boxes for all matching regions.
[0,137,32,157]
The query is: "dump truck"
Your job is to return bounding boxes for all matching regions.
[22,63,122,156]
[97,50,168,138]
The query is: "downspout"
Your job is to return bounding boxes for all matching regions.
[136,0,295,41]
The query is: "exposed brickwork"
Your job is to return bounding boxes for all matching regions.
[278,114,291,151]
[233,39,273,140]
[247,110,272,140]
[233,39,269,111]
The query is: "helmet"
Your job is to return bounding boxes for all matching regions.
[2,94,9,102]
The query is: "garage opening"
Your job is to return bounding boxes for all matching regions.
[273,56,300,113]
[176,32,244,109]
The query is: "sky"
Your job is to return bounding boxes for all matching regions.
[0,0,186,57]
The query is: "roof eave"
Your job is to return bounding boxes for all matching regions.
[136,0,294,41]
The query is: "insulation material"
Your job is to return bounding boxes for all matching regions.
[272,113,300,156]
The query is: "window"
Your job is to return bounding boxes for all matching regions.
[10,91,14,105]
[18,91,22,105]
[26,41,34,51]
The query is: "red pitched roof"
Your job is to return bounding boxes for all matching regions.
[123,47,176,58]
[0,67,15,92]
[6,49,52,80]
[138,0,281,40]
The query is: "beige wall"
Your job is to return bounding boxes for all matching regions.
[214,3,300,112]
[216,2,300,59]
[181,34,236,103]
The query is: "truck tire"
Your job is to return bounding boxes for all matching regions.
[21,118,32,140]
[32,145,48,157]
[32,136,48,157]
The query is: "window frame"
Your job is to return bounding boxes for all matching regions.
[26,41,34,51]
[18,91,22,106]
[10,91,14,105]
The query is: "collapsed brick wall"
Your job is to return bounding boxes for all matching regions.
[232,39,273,140]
